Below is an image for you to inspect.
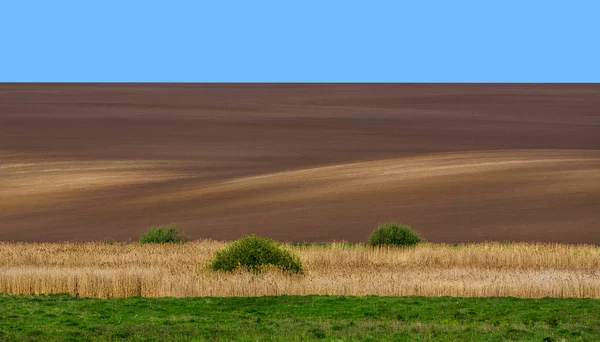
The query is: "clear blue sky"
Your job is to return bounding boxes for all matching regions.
[1,1,598,82]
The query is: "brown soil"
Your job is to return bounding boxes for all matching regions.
[1,84,599,243]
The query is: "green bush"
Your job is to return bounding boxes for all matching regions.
[368,222,423,247]
[209,235,303,274]
[139,225,188,244]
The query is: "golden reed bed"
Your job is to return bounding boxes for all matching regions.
[1,241,599,298]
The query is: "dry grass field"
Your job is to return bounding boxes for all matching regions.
[1,241,599,298]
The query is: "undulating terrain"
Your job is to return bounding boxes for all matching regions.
[1,84,599,243]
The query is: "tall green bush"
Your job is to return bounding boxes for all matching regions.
[209,235,303,274]
[368,222,423,247]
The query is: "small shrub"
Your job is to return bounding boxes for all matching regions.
[139,225,188,244]
[368,222,423,247]
[209,235,303,274]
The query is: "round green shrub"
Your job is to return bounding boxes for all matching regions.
[368,222,423,247]
[209,235,303,274]
[139,225,188,244]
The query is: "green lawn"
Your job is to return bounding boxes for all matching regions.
[1,295,598,341]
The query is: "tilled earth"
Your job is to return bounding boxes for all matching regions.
[1,84,599,243]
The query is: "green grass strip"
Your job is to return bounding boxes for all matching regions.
[1,295,598,341]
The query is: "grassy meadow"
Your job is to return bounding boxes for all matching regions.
[1,241,599,298]
[3,239,599,340]
[1,295,599,341]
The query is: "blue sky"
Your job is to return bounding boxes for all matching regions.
[1,1,598,82]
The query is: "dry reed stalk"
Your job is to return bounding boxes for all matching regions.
[0,241,598,298]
